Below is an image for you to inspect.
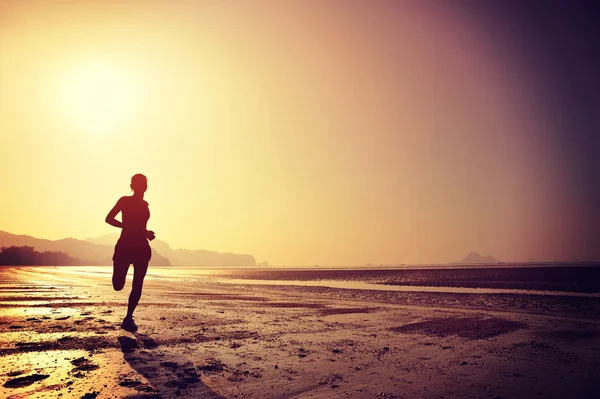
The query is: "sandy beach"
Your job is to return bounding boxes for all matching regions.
[1,266,600,399]
[3,1,600,398]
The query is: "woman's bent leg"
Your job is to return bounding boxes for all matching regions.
[113,261,130,291]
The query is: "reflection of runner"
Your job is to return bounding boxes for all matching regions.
[105,174,155,332]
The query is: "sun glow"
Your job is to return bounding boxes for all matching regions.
[58,61,139,134]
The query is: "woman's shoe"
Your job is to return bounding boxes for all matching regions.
[121,316,138,332]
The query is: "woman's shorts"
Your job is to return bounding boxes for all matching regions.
[113,239,152,265]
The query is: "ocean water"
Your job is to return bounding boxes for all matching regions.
[19,265,600,298]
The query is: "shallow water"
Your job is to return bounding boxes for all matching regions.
[207,278,600,298]
[13,266,600,298]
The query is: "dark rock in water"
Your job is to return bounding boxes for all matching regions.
[118,336,140,353]
[460,252,497,264]
[4,373,49,388]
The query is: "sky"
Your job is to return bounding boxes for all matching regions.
[1,1,599,266]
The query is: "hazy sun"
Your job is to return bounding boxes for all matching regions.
[58,61,138,134]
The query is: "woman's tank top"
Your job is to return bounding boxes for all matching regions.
[119,196,150,244]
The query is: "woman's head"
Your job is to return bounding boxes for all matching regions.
[130,174,147,193]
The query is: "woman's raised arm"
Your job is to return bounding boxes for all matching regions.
[105,197,125,229]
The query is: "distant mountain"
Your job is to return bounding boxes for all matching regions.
[86,233,257,267]
[460,252,497,264]
[0,230,170,266]
[84,234,118,246]
[0,230,256,267]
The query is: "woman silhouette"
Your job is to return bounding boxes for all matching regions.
[105,173,155,332]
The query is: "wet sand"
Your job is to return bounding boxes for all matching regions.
[1,266,600,398]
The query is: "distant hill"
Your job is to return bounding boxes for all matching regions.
[0,230,256,267]
[86,233,256,267]
[460,252,497,264]
[0,231,111,265]
[0,246,83,266]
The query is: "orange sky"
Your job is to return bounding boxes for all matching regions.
[0,1,583,265]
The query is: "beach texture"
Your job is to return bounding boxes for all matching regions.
[1,266,600,398]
